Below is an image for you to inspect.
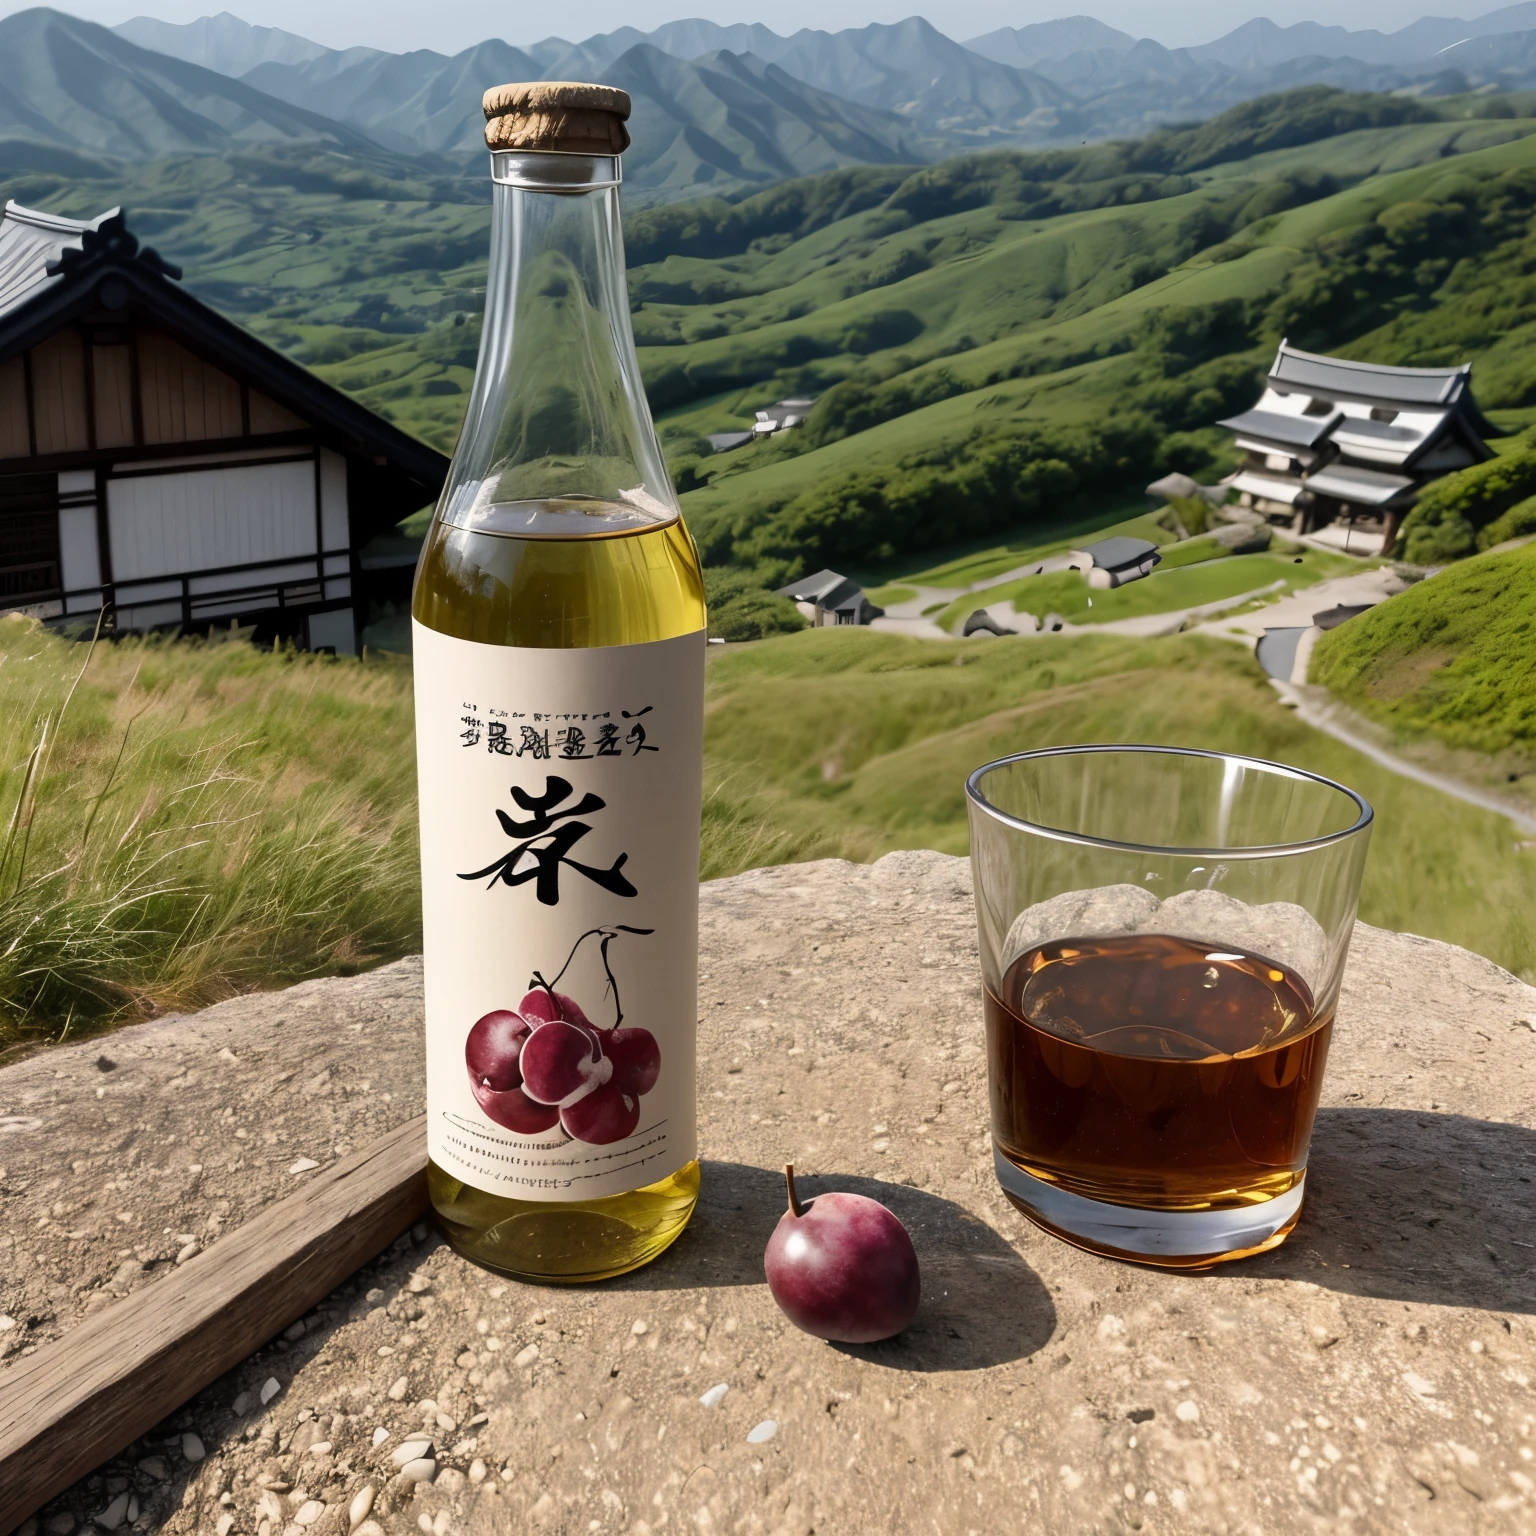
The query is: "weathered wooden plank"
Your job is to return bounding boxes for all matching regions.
[0,1114,428,1532]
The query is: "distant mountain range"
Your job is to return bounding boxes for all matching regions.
[6,6,1536,198]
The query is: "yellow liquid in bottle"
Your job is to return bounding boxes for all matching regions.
[413,505,705,1282]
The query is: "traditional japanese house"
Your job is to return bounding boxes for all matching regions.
[0,201,448,650]
[775,568,883,626]
[1065,535,1161,589]
[1217,340,1498,552]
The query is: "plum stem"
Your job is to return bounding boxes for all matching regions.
[784,1163,802,1219]
[542,925,656,1028]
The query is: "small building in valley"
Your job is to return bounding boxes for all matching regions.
[1066,535,1161,589]
[776,568,883,626]
[0,201,447,649]
[708,398,819,453]
[753,398,816,437]
[1218,340,1497,553]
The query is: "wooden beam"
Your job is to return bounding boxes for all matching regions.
[0,1115,429,1531]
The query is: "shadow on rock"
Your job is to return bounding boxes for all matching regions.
[1247,1107,1536,1312]
[617,1159,1057,1370]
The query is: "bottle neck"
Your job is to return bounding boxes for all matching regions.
[490,151,622,193]
[437,151,676,540]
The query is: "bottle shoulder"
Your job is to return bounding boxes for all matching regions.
[411,515,706,649]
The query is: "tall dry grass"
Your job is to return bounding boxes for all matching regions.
[0,615,420,1054]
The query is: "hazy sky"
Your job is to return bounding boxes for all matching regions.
[6,2,1495,55]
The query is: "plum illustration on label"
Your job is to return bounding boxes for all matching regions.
[464,926,661,1145]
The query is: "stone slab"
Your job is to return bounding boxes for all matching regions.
[3,850,1536,1535]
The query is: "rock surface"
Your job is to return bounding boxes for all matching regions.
[2,850,1535,1535]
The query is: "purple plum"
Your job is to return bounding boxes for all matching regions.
[604,1027,661,1096]
[520,1019,612,1107]
[764,1165,920,1343]
[560,1082,640,1144]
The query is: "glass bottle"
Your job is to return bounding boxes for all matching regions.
[412,82,705,1282]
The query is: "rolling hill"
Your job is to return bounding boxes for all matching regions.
[10,86,1536,590]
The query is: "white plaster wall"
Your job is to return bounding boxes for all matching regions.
[57,507,101,591]
[319,448,348,553]
[106,461,318,582]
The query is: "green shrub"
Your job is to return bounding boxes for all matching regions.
[703,568,809,641]
[1478,494,1536,549]
[1396,429,1536,563]
[843,308,924,355]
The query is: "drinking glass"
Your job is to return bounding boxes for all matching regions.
[966,745,1373,1268]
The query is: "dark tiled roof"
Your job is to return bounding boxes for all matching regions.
[1303,463,1415,506]
[1076,535,1160,570]
[776,568,852,604]
[1269,340,1471,410]
[0,203,118,319]
[1216,406,1340,449]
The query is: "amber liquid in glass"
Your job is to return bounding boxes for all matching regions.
[984,933,1331,1217]
[414,504,706,1282]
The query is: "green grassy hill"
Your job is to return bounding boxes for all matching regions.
[9,86,1536,495]
[1311,542,1536,759]
[664,103,1536,582]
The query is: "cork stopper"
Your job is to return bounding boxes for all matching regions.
[483,82,631,154]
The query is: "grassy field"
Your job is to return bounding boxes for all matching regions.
[0,616,418,1054]
[703,629,1536,982]
[931,546,1359,632]
[854,504,1177,592]
[3,617,1530,1052]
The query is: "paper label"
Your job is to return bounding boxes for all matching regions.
[413,622,704,1201]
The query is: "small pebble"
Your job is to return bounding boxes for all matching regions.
[391,1439,434,1468]
[231,1392,252,1416]
[631,1319,648,1336]
[699,1383,729,1409]
[468,1459,488,1484]
[436,1411,457,1431]
[355,1525,385,1536]
[1175,1401,1201,1423]
[175,1241,200,1265]
[0,1315,15,1330]
[283,1320,306,1342]
[408,1276,432,1294]
[514,1343,539,1368]
[181,1432,206,1462]
[746,1420,778,1444]
[215,1516,234,1536]
[289,1157,321,1174]
[260,1376,282,1405]
[399,1458,437,1484]
[294,1499,326,1526]
[44,1517,75,1536]
[95,1493,130,1531]
[372,1427,390,1447]
[306,1441,332,1456]
[136,1457,167,1480]
[349,1484,377,1528]
[387,1375,410,1401]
